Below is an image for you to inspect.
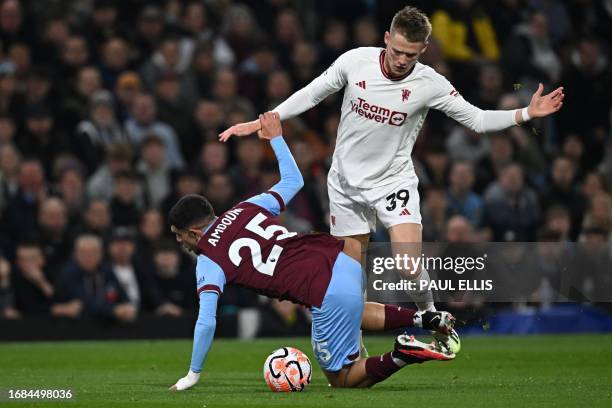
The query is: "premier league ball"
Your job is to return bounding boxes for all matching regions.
[263,347,312,392]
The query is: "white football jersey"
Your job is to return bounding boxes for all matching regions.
[275,47,516,189]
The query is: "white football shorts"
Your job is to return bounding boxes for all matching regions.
[327,169,422,236]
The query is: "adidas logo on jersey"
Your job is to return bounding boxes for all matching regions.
[355,80,366,89]
[399,208,411,216]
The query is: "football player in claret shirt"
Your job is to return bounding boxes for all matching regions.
[169,112,457,391]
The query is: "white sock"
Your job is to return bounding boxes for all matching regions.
[410,268,436,311]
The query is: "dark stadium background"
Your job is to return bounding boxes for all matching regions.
[0,0,611,341]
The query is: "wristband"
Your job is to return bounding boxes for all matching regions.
[521,107,531,122]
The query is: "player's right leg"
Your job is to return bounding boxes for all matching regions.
[323,334,454,388]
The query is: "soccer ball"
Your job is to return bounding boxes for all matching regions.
[263,347,312,392]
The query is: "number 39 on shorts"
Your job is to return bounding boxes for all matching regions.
[385,189,410,211]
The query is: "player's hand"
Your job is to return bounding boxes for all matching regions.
[527,83,564,118]
[218,119,261,142]
[170,370,200,391]
[257,112,282,140]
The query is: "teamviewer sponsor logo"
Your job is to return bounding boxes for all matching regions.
[350,97,407,126]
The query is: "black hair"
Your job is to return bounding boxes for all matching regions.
[168,194,214,230]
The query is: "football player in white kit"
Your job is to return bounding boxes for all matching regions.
[219,6,564,351]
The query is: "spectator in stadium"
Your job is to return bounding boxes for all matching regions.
[194,141,228,179]
[0,113,15,147]
[421,186,451,242]
[160,171,204,216]
[319,19,350,68]
[205,173,236,214]
[581,171,608,203]
[125,92,185,169]
[221,4,264,64]
[0,254,19,319]
[192,99,225,145]
[134,208,164,271]
[36,197,72,280]
[98,37,131,89]
[353,17,379,47]
[140,35,198,106]
[468,64,505,110]
[75,89,128,174]
[53,234,136,322]
[17,104,69,176]
[501,11,561,95]
[12,240,53,315]
[108,226,178,316]
[179,1,235,69]
[75,199,112,242]
[191,41,218,99]
[543,205,572,242]
[85,0,124,54]
[0,143,20,210]
[541,156,587,240]
[54,165,86,228]
[431,0,500,90]
[58,35,90,84]
[212,68,254,118]
[4,159,47,238]
[446,126,490,165]
[0,0,28,49]
[154,71,194,155]
[265,70,293,112]
[290,41,319,91]
[151,239,195,310]
[132,5,166,66]
[447,161,484,228]
[137,135,171,209]
[86,143,133,201]
[484,163,541,241]
[229,138,263,199]
[114,71,142,122]
[60,66,102,134]
[581,192,612,234]
[110,170,143,228]
[475,133,515,193]
[558,36,612,160]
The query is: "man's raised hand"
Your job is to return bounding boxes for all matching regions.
[527,83,564,119]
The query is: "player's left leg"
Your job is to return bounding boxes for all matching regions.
[360,302,455,335]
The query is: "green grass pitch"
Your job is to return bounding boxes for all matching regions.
[1,334,611,407]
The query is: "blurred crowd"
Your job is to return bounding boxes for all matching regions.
[0,0,611,328]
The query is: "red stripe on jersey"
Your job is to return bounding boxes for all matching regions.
[379,50,415,81]
[267,190,286,212]
[197,284,221,295]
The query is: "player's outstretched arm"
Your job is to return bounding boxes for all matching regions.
[170,291,219,391]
